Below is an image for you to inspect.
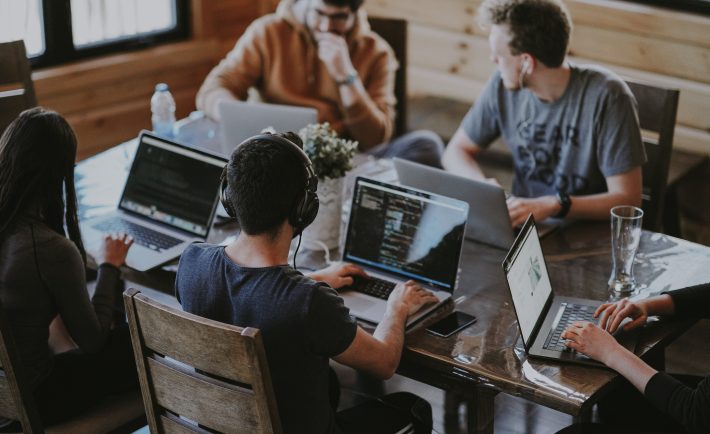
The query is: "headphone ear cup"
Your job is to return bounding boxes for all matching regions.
[219,176,237,218]
[300,191,320,229]
[289,192,319,235]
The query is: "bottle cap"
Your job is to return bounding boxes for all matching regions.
[155,83,169,92]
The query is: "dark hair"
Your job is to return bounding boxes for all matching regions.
[478,0,572,68]
[225,132,307,237]
[324,0,364,11]
[0,107,85,262]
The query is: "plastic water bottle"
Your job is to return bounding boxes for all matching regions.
[151,83,176,138]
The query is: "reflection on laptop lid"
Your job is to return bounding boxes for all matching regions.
[343,177,468,292]
[120,134,225,236]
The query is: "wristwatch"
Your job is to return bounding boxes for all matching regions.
[555,191,572,218]
[336,71,358,87]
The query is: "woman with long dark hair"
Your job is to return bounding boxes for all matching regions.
[0,108,138,427]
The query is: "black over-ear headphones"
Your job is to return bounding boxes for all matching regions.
[219,133,319,235]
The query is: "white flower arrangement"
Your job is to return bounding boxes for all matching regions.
[299,122,358,180]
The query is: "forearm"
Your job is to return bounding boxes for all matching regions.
[566,190,641,220]
[441,145,487,181]
[340,81,393,150]
[371,305,408,376]
[642,294,675,317]
[605,345,658,393]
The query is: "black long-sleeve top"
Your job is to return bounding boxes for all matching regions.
[0,220,120,388]
[644,283,710,434]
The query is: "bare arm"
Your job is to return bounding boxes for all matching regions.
[333,281,437,379]
[507,166,643,227]
[442,128,488,181]
[566,166,642,219]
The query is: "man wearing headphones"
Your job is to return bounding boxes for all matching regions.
[175,132,435,434]
[442,0,646,227]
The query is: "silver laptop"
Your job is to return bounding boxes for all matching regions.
[218,100,318,146]
[339,177,469,327]
[502,215,636,366]
[394,158,513,249]
[81,132,226,272]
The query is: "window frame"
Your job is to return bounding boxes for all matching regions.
[30,0,190,68]
[621,0,710,16]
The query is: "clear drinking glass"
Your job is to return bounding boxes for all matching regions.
[608,205,644,296]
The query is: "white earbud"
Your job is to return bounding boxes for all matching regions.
[518,58,531,89]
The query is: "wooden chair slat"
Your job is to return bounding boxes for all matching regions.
[0,41,37,136]
[147,357,260,433]
[134,296,256,385]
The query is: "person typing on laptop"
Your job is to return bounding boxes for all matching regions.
[196,0,444,167]
[176,132,436,433]
[556,283,710,434]
[442,0,646,227]
[0,108,139,429]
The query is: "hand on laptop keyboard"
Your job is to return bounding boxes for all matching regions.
[560,321,621,364]
[94,233,134,268]
[308,262,368,289]
[595,298,649,334]
[387,280,439,317]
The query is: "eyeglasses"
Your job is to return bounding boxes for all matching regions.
[311,8,352,23]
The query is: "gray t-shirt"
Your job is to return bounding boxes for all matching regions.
[461,64,646,197]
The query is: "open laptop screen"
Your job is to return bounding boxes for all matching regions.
[343,178,468,292]
[503,219,553,346]
[119,134,225,237]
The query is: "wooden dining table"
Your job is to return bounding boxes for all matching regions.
[76,136,710,434]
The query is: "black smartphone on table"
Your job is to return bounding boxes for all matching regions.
[425,311,477,338]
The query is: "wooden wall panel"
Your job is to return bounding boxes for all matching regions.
[367,0,710,155]
[32,0,269,159]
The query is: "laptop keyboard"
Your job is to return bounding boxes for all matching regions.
[92,218,182,252]
[346,276,396,300]
[543,303,596,352]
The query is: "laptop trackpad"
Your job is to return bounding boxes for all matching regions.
[341,291,386,323]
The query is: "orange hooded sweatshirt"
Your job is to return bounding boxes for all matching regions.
[195,0,398,150]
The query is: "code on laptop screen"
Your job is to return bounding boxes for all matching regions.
[343,179,468,291]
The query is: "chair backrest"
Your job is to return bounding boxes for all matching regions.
[625,80,679,232]
[369,17,407,138]
[124,289,282,434]
[0,301,47,434]
[0,40,37,136]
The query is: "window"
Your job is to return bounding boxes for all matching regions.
[0,0,189,68]
[621,0,710,15]
[0,1,45,57]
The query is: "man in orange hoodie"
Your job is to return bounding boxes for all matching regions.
[196,0,443,167]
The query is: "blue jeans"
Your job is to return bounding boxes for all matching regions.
[367,130,444,168]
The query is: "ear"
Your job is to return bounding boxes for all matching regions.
[521,54,535,75]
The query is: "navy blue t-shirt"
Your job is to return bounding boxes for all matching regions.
[176,243,357,434]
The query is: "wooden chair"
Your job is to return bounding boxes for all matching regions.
[369,17,408,138]
[0,40,37,136]
[123,288,282,434]
[0,300,144,434]
[625,79,680,232]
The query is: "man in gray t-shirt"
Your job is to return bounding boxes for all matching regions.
[442,0,646,227]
